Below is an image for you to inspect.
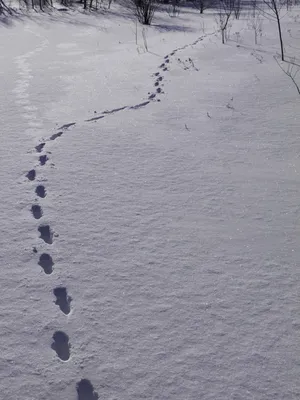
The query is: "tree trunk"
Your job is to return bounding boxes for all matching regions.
[275,9,284,61]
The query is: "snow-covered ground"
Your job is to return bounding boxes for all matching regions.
[1,4,300,399]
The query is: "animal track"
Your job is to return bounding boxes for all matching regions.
[38,224,53,244]
[35,143,45,153]
[154,81,159,87]
[76,379,99,400]
[156,88,162,94]
[31,204,43,219]
[26,169,36,181]
[36,185,46,198]
[51,331,70,361]
[50,131,63,141]
[148,93,156,100]
[53,287,72,315]
[39,155,49,166]
[158,76,163,81]
[38,253,54,274]
[154,72,160,76]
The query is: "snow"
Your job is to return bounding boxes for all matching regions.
[1,4,300,399]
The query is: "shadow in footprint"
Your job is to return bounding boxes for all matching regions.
[38,225,53,244]
[39,155,49,166]
[38,253,54,274]
[51,331,70,361]
[130,101,150,110]
[85,115,104,122]
[50,132,63,141]
[26,169,36,181]
[35,143,45,153]
[36,185,46,198]
[53,287,72,315]
[103,106,127,115]
[76,379,99,400]
[31,204,43,219]
[59,122,76,130]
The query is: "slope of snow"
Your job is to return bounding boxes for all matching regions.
[1,5,300,400]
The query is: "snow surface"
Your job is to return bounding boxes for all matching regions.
[1,4,300,400]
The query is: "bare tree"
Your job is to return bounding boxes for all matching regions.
[192,0,211,14]
[131,0,156,25]
[233,0,241,19]
[0,0,11,13]
[168,0,180,17]
[257,0,285,60]
[248,13,263,44]
[274,56,300,95]
[216,0,234,44]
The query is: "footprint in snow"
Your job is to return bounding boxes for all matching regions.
[51,331,70,361]
[38,224,53,244]
[154,81,159,87]
[35,143,45,153]
[31,204,43,219]
[50,131,63,141]
[38,253,54,274]
[76,379,99,400]
[58,122,76,130]
[36,185,46,198]
[39,155,49,166]
[130,101,150,110]
[156,88,162,94]
[53,287,72,315]
[26,169,36,181]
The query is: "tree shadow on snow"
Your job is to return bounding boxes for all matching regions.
[152,23,195,33]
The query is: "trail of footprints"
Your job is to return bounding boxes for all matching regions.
[26,130,98,399]
[24,34,206,399]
